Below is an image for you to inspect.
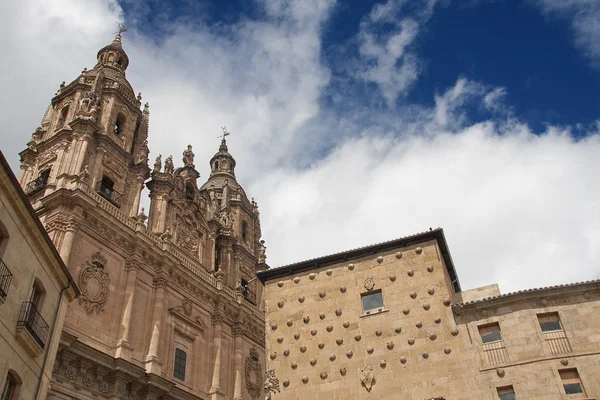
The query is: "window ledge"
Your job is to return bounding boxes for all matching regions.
[16,326,44,357]
[360,309,389,318]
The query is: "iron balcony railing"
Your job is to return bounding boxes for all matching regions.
[95,181,123,208]
[17,301,49,349]
[0,258,12,302]
[243,287,257,305]
[24,176,47,195]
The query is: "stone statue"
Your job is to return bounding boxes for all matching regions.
[153,154,162,173]
[140,139,149,160]
[258,240,267,264]
[77,91,97,113]
[164,155,174,174]
[264,370,280,400]
[183,145,195,167]
[137,92,142,102]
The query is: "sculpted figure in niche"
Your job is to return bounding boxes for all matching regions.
[183,145,195,167]
[140,139,149,160]
[164,155,174,174]
[153,154,162,173]
[77,91,97,113]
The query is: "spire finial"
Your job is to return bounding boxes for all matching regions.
[218,126,231,151]
[113,22,127,44]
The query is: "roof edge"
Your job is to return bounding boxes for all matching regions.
[257,228,461,292]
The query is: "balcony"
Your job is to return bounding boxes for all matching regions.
[95,180,123,208]
[24,175,48,195]
[243,287,257,305]
[0,258,12,304]
[16,301,49,357]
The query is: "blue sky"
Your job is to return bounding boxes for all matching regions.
[0,0,599,292]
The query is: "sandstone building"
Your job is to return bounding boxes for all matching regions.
[258,229,600,400]
[0,150,79,400]
[17,33,266,400]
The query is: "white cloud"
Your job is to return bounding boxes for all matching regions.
[0,0,598,296]
[535,0,600,67]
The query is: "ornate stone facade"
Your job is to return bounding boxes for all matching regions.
[18,34,266,400]
[258,229,600,399]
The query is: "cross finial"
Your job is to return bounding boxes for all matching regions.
[114,22,127,38]
[218,126,231,140]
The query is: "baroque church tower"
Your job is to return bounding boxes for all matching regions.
[18,33,267,400]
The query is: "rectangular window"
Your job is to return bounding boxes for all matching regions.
[479,322,503,344]
[559,369,584,395]
[361,290,384,312]
[497,385,515,400]
[538,312,562,332]
[173,348,187,381]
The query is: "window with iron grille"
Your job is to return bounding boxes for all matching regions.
[538,312,562,332]
[174,348,187,381]
[478,322,503,344]
[1,372,18,400]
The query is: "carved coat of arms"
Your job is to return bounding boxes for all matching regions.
[79,252,110,314]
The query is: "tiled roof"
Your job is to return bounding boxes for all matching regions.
[453,279,600,308]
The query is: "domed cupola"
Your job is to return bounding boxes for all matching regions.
[209,138,236,178]
[95,32,129,72]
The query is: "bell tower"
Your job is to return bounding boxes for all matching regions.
[17,32,267,400]
[19,31,150,219]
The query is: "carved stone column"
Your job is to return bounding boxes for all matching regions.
[144,275,168,374]
[59,218,78,266]
[209,313,223,399]
[232,323,244,400]
[115,259,140,360]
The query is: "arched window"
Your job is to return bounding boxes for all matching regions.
[1,371,21,400]
[99,176,115,200]
[214,161,219,171]
[185,185,194,201]
[241,221,248,242]
[113,114,125,136]
[56,106,69,130]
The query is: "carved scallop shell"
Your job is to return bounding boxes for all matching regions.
[318,342,325,349]
[410,292,417,299]
[355,334,362,342]
[329,354,336,361]
[395,252,403,259]
[277,281,284,287]
[407,270,414,277]
[347,264,355,271]
[366,346,374,354]
[340,286,347,293]
[319,313,325,320]
[283,349,290,357]
[394,327,402,334]
[408,338,415,345]
[423,304,430,311]
[427,265,434,273]
[428,288,435,295]
[326,269,333,276]
[443,299,451,307]
[429,332,437,341]
[389,274,396,282]
[293,277,300,284]
[416,321,423,329]
[303,316,310,324]
[400,357,407,364]
[283,380,290,388]
[422,351,429,359]
[335,309,342,317]
[298,296,305,303]
[415,247,423,254]
[380,360,387,368]
[310,358,317,366]
[444,347,451,355]
[386,342,394,350]
[294,333,300,340]
[376,256,384,264]
[336,338,344,345]
[287,319,293,327]
[434,317,441,324]
[270,352,277,360]
[340,367,347,376]
[343,321,350,328]
[291,362,297,369]
[277,336,283,343]
[375,330,382,337]
[309,273,316,280]
[326,325,333,332]
[311,329,317,336]
[302,376,309,384]
[403,308,410,315]
[346,350,353,358]
[319,291,326,298]
[300,346,307,353]
[278,300,285,308]
[320,372,328,379]
[271,324,278,331]
[451,327,459,336]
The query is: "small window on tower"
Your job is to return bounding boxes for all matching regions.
[56,106,69,130]
[559,369,584,395]
[114,114,125,135]
[185,185,194,201]
[361,290,384,313]
[241,221,248,242]
[497,385,516,400]
[99,176,115,199]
